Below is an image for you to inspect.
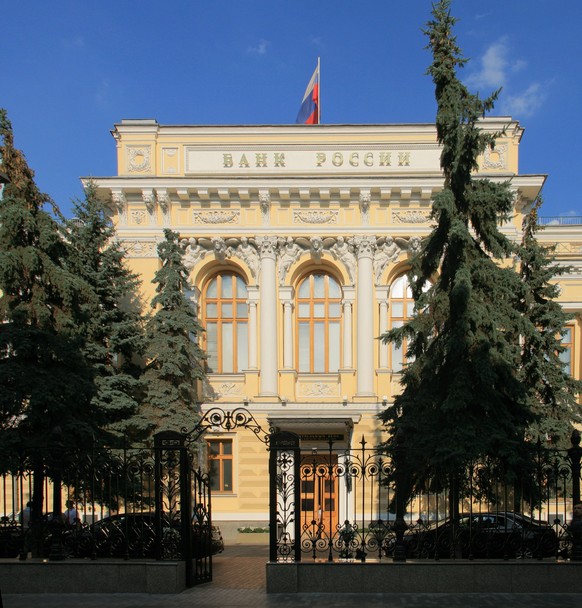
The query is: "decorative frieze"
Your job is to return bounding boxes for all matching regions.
[122,240,158,258]
[293,210,338,224]
[193,210,240,224]
[392,209,431,224]
[300,382,337,397]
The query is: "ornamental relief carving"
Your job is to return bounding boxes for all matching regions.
[127,146,152,173]
[392,210,431,224]
[293,210,338,224]
[193,210,240,224]
[130,210,146,225]
[212,382,242,398]
[482,144,508,170]
[300,382,336,397]
[122,240,158,258]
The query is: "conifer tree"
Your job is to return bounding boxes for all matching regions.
[0,110,104,552]
[518,199,582,447]
[142,229,206,437]
[66,182,148,439]
[379,1,534,493]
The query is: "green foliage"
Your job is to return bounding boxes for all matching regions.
[66,182,148,440]
[517,198,582,447]
[379,1,535,491]
[0,109,105,464]
[141,229,206,437]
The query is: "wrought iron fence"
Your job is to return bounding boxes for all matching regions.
[0,433,214,584]
[271,433,582,563]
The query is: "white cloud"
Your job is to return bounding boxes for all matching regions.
[466,38,509,89]
[62,35,85,49]
[465,38,548,118]
[502,83,547,118]
[247,39,270,55]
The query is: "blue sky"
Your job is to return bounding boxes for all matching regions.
[2,0,580,219]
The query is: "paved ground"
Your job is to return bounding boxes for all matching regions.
[3,545,582,607]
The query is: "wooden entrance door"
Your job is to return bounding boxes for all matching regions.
[300,454,339,538]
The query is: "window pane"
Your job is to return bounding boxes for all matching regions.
[407,302,415,317]
[391,302,404,318]
[223,461,233,491]
[207,279,217,298]
[222,441,232,455]
[329,322,340,372]
[561,328,572,342]
[236,276,247,298]
[298,303,310,318]
[222,276,232,298]
[313,275,325,298]
[209,442,220,456]
[313,303,325,318]
[222,323,233,373]
[237,303,248,318]
[206,303,218,318]
[392,344,403,372]
[299,323,310,372]
[298,279,310,298]
[209,460,220,491]
[328,302,341,317]
[237,323,248,371]
[391,276,405,298]
[314,323,324,372]
[222,303,233,317]
[328,278,341,298]
[206,323,218,372]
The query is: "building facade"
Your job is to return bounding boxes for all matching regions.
[88,119,582,541]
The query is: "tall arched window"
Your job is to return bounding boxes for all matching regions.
[389,274,415,372]
[297,273,342,373]
[204,273,248,373]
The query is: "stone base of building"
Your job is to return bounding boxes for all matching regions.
[266,561,582,594]
[0,559,186,594]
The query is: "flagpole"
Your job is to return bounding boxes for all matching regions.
[317,56,321,124]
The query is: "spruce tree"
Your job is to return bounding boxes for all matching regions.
[379,1,534,495]
[142,229,206,437]
[66,182,148,439]
[518,198,582,447]
[0,110,103,553]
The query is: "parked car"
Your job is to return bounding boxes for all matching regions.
[84,512,224,559]
[384,511,558,559]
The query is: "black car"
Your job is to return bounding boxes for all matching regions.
[385,511,558,559]
[81,513,224,559]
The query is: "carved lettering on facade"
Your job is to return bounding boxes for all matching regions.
[193,210,240,224]
[220,150,410,169]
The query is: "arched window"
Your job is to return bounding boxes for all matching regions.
[203,273,248,373]
[389,274,415,372]
[296,273,342,373]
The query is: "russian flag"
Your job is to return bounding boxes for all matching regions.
[296,64,319,124]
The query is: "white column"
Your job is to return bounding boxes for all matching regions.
[258,235,279,396]
[280,287,294,369]
[354,236,376,396]
[341,286,355,369]
[247,286,259,369]
[376,286,390,369]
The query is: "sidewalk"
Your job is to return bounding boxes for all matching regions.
[3,545,582,608]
